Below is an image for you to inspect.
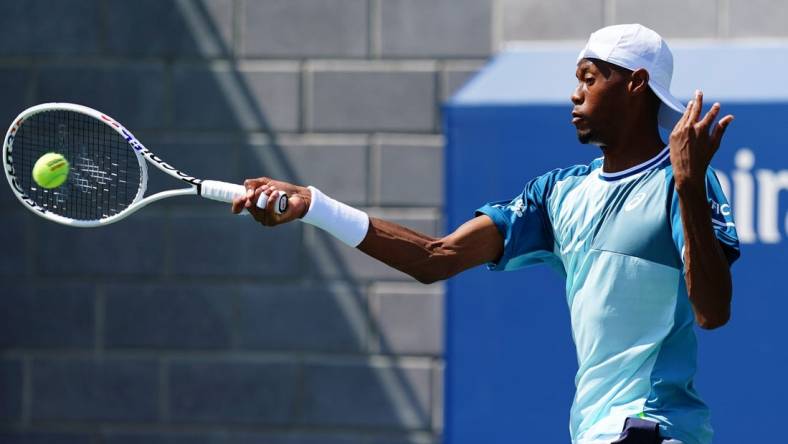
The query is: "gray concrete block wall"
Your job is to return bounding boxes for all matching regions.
[501,0,606,41]
[238,284,368,352]
[172,63,301,131]
[299,360,432,428]
[168,359,300,423]
[240,0,369,57]
[379,0,493,57]
[105,284,236,349]
[32,358,160,421]
[105,0,236,57]
[2,1,786,442]
[613,0,719,38]
[1,284,95,348]
[0,360,22,420]
[0,1,101,56]
[729,0,788,37]
[37,64,168,130]
[308,63,437,132]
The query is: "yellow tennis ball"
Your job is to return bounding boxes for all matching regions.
[32,152,70,189]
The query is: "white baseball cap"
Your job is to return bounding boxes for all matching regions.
[577,24,685,129]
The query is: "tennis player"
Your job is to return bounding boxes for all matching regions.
[232,24,739,444]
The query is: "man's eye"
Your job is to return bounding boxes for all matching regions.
[584,77,594,85]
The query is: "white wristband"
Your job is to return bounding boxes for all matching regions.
[300,186,369,247]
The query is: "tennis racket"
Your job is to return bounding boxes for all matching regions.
[3,103,288,227]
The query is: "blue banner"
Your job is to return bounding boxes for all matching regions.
[444,45,788,444]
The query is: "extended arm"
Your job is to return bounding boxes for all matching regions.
[358,215,503,284]
[231,179,503,284]
[670,90,735,329]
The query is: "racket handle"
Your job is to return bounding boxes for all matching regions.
[201,180,288,214]
[255,190,288,214]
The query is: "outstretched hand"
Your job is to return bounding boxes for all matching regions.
[669,89,734,192]
[231,177,311,226]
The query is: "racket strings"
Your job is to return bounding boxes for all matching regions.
[12,110,143,221]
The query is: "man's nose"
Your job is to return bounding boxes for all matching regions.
[570,84,583,105]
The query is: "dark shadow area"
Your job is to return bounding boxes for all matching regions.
[0,1,438,443]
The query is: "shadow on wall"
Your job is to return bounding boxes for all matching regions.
[0,1,437,443]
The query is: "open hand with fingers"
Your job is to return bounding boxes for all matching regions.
[230,177,312,226]
[669,89,734,193]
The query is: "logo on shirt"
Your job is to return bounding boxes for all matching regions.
[624,192,646,212]
[710,199,735,229]
[509,197,526,217]
[710,200,732,217]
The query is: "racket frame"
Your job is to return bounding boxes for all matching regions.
[3,103,245,227]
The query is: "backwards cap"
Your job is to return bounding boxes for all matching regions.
[578,24,685,129]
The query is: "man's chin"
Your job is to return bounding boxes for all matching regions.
[576,129,594,144]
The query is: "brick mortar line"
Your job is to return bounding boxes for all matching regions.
[1,273,433,286]
[321,132,456,145]
[290,361,307,422]
[16,58,170,67]
[159,359,170,423]
[370,135,382,206]
[155,206,442,217]
[86,130,444,144]
[97,0,109,55]
[163,60,175,130]
[0,57,38,66]
[281,128,441,136]
[161,208,174,278]
[232,0,242,57]
[94,286,105,355]
[26,60,38,108]
[127,130,370,143]
[304,60,438,71]
[302,63,315,132]
[13,272,316,286]
[21,357,32,426]
[431,359,445,433]
[230,286,242,351]
[2,350,441,365]
[173,60,302,70]
[0,422,441,438]
[298,60,307,133]
[437,60,450,101]
[0,56,483,66]
[369,0,382,59]
[131,130,444,141]
[369,282,444,294]
[364,134,375,207]
[365,281,382,354]
[5,45,788,69]
[433,65,442,133]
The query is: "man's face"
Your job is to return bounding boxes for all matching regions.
[571,58,630,145]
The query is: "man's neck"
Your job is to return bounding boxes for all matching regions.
[599,127,665,173]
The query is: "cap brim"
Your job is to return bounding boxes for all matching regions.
[649,82,686,130]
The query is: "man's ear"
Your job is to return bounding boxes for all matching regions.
[629,68,651,95]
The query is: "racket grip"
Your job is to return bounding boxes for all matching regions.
[201,180,288,214]
[256,190,289,215]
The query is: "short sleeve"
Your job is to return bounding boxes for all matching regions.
[670,167,741,266]
[475,172,558,271]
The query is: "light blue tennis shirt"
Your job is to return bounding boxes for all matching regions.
[476,147,740,444]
